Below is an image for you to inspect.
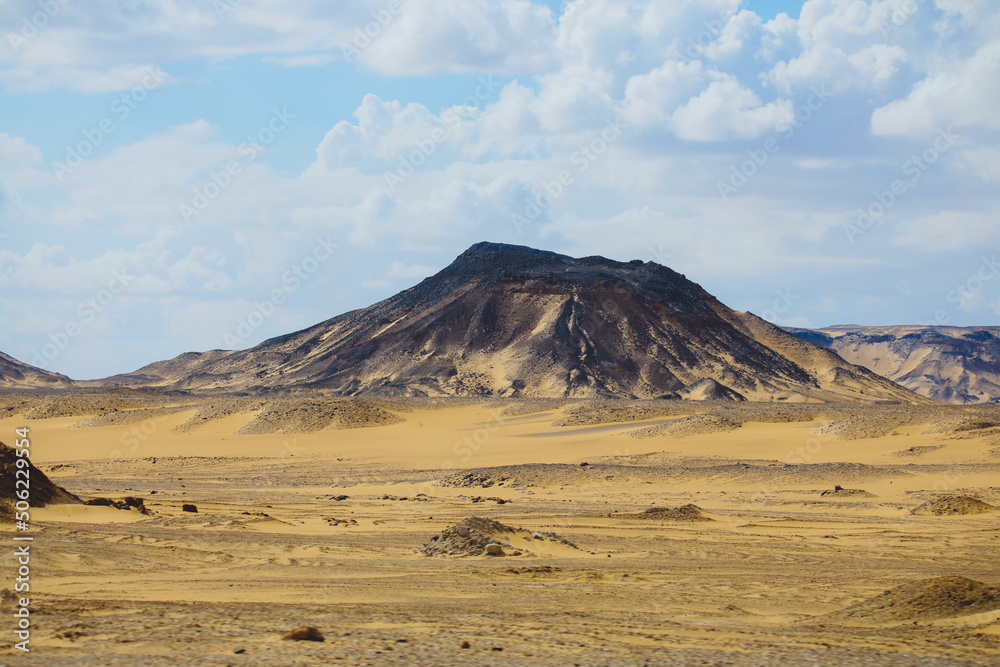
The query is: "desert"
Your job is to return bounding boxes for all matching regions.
[1,390,998,665]
[3,1,999,663]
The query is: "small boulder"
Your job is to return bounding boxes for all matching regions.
[484,543,505,556]
[281,626,325,642]
[181,504,198,513]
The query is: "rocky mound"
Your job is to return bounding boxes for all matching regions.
[625,414,743,439]
[418,517,522,557]
[829,576,1000,624]
[0,441,82,520]
[815,411,917,440]
[553,401,692,427]
[893,445,944,457]
[418,516,579,557]
[625,504,713,521]
[678,379,746,402]
[820,486,875,498]
[910,495,998,516]
[236,398,403,434]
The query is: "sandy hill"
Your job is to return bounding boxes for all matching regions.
[99,243,922,402]
[828,576,1000,625]
[788,325,1000,404]
[0,351,75,390]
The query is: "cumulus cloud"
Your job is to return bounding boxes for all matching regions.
[360,0,558,74]
[0,0,365,92]
[871,39,1000,136]
[0,132,42,168]
[670,75,794,141]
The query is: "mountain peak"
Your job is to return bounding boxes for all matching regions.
[462,241,566,258]
[98,243,923,403]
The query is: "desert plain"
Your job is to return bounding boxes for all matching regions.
[2,391,999,666]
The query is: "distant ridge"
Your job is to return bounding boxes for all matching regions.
[95,242,923,403]
[0,351,75,391]
[787,325,1000,404]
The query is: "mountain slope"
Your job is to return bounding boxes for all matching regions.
[88,350,238,388]
[787,325,1000,404]
[0,351,75,390]
[115,243,920,403]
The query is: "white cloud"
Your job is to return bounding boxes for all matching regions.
[361,0,557,75]
[620,59,707,128]
[0,1,367,92]
[892,210,1000,251]
[0,132,42,168]
[261,53,338,68]
[671,75,794,141]
[963,147,1000,183]
[871,39,1000,136]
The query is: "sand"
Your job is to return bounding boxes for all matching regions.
[1,394,999,665]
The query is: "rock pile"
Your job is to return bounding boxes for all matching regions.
[624,504,713,521]
[910,495,997,515]
[418,517,521,557]
[84,496,149,513]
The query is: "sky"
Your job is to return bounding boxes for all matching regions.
[1,0,998,380]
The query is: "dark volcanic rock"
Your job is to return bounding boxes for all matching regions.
[101,243,921,402]
[0,441,81,520]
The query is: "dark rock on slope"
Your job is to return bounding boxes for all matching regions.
[106,243,922,402]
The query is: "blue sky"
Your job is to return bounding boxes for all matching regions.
[1,0,999,379]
